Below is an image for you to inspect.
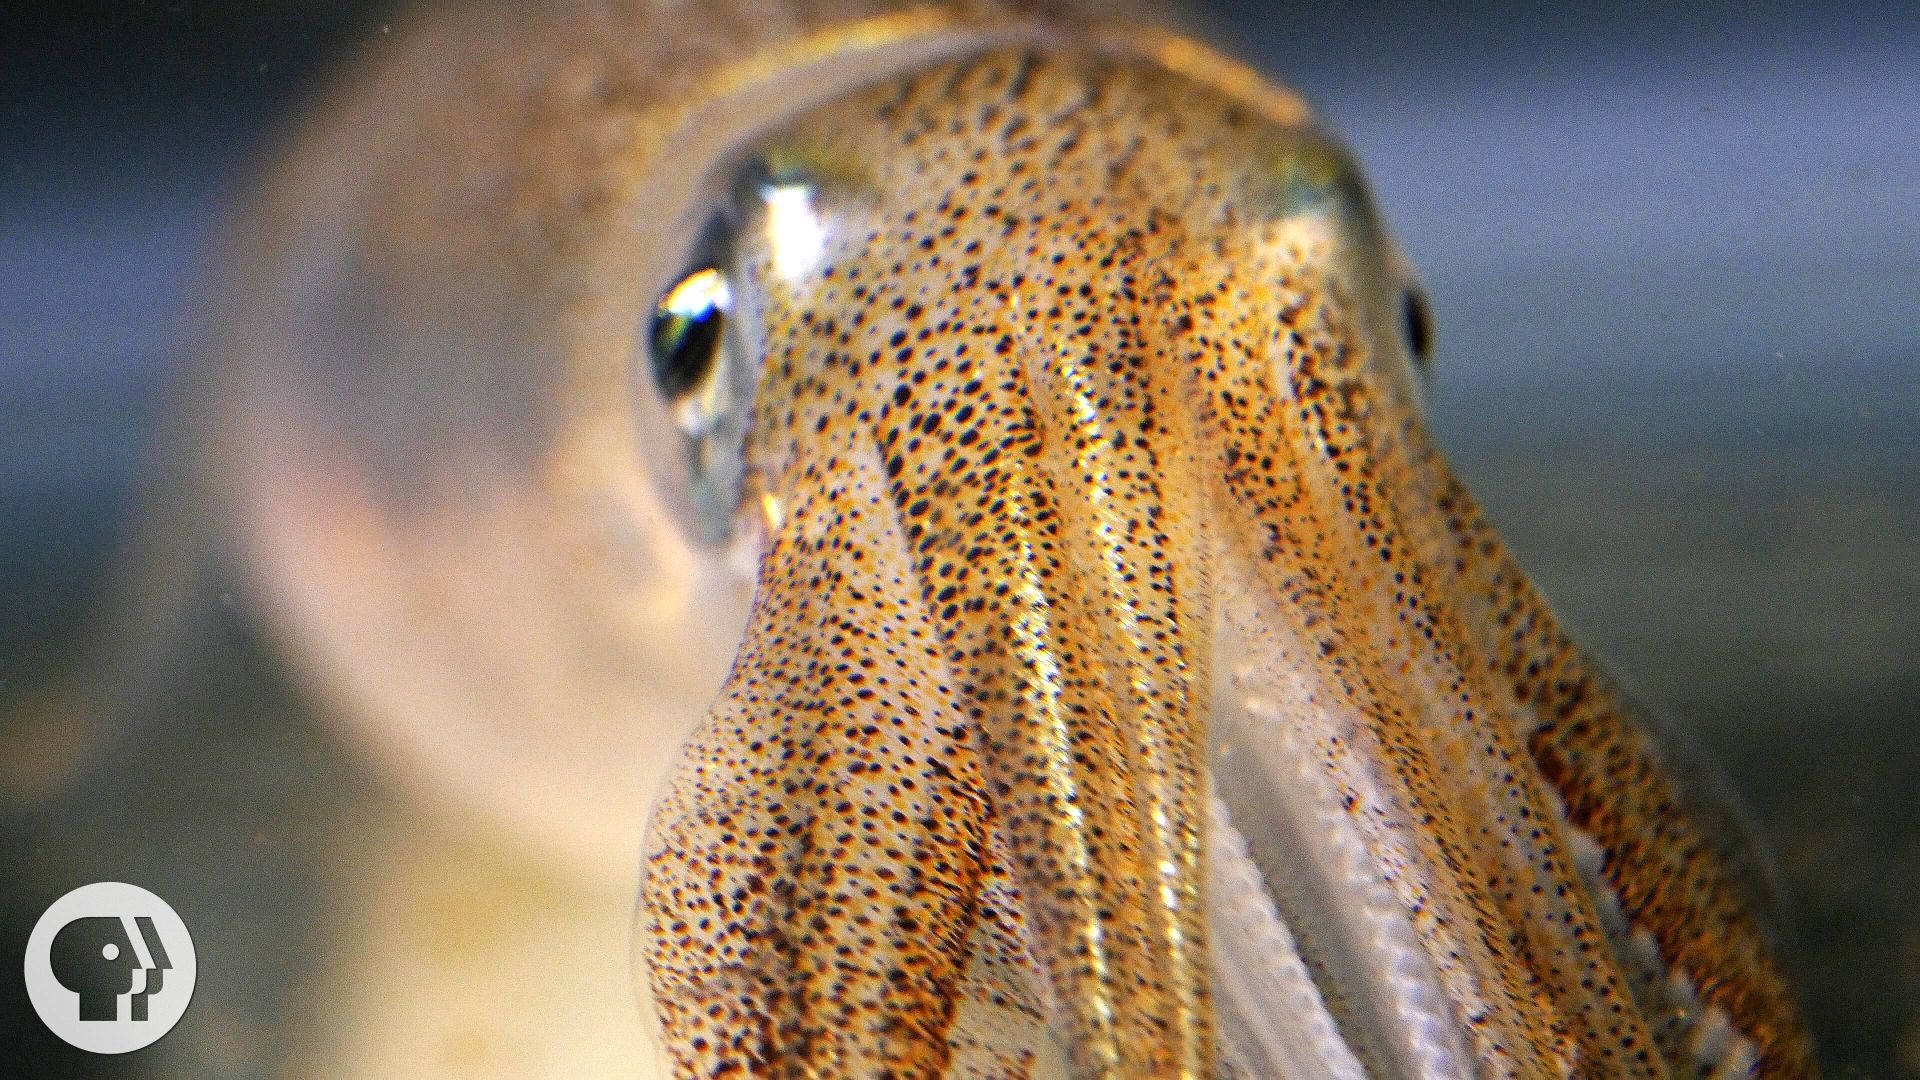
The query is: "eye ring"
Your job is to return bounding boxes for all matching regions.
[1400,285,1434,367]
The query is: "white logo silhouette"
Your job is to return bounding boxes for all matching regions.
[24,882,197,1053]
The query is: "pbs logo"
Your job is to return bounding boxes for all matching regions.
[24,883,196,1054]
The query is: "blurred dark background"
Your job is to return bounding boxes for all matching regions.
[2,0,1915,1075]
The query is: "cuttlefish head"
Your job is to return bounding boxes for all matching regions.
[636,43,1810,1080]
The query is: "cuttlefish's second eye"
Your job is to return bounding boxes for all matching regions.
[1400,284,1434,367]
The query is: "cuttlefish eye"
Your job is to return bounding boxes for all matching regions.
[651,266,731,405]
[645,164,844,542]
[650,203,744,442]
[644,196,768,544]
[1400,283,1434,365]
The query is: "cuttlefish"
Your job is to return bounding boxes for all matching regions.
[194,0,1813,1075]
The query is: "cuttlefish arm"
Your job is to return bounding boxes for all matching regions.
[206,1,1813,1075]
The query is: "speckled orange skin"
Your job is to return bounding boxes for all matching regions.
[637,42,1813,1080]
[177,0,1812,1070]
[1415,460,1815,1072]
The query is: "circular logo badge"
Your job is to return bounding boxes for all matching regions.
[23,882,197,1054]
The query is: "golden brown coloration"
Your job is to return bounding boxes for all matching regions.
[637,37,1813,1080]
[198,0,1814,1075]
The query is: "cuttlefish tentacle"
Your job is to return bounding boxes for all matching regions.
[1389,429,1814,1074]
[1194,262,1607,1073]
[638,38,1814,1078]
[1329,291,1812,1072]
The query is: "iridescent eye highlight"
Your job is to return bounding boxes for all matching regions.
[651,267,732,401]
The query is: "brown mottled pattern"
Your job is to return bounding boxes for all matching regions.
[637,36,1815,1079]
